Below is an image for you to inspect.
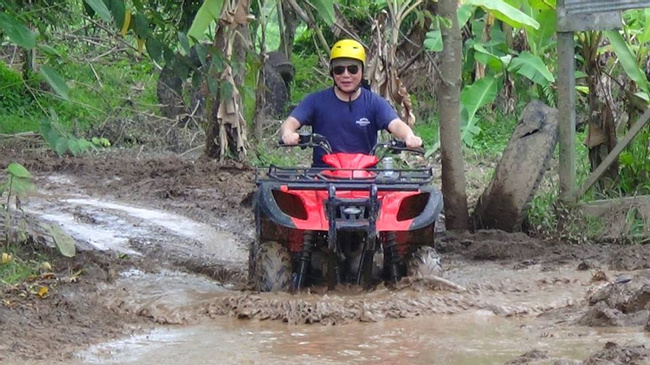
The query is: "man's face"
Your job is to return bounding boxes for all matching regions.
[331,58,362,93]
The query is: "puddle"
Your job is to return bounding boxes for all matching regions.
[74,262,647,364]
[75,313,648,364]
[23,194,246,262]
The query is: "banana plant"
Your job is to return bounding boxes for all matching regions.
[427,0,556,147]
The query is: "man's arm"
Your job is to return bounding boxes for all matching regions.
[280,116,301,145]
[387,119,423,148]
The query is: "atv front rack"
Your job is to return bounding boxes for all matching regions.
[256,166,434,191]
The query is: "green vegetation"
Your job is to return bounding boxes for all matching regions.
[0,57,158,136]
[0,243,46,286]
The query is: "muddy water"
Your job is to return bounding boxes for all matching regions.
[19,180,649,364]
[75,315,645,365]
[69,264,646,365]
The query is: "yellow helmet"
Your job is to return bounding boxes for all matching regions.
[330,39,366,66]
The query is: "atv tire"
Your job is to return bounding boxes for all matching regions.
[406,246,442,278]
[254,241,292,292]
[473,100,559,232]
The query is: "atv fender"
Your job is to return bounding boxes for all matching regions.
[256,182,297,228]
[395,185,443,231]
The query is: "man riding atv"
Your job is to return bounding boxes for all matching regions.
[279,39,423,165]
[250,39,442,292]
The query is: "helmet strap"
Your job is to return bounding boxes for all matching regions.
[333,81,361,111]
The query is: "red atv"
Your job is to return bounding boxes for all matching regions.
[251,133,443,292]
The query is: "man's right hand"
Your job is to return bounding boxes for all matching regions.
[281,131,300,145]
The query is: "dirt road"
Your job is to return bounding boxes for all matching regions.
[1,145,648,364]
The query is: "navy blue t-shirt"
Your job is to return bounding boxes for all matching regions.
[290,87,398,167]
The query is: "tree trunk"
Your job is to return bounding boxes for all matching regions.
[436,0,469,231]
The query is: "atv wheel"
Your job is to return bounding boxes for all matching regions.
[254,241,292,292]
[407,246,442,278]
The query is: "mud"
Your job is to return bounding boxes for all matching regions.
[1,140,650,364]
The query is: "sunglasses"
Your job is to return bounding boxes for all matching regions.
[332,64,360,75]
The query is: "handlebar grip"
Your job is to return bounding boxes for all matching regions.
[298,133,311,144]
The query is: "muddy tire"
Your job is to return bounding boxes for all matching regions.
[473,101,559,232]
[267,51,295,85]
[156,65,186,119]
[254,241,292,292]
[263,65,288,118]
[407,246,442,278]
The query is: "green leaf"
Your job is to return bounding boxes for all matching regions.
[7,176,35,196]
[46,129,60,150]
[107,0,126,29]
[55,137,69,156]
[525,9,556,55]
[195,42,208,66]
[38,44,62,57]
[308,0,336,25]
[178,32,191,54]
[640,9,650,43]
[424,30,443,52]
[0,13,36,49]
[67,139,81,156]
[458,4,475,28]
[604,30,650,95]
[461,76,498,128]
[187,0,225,44]
[40,66,70,100]
[635,91,649,102]
[133,13,149,39]
[6,163,32,179]
[78,139,95,151]
[145,36,163,62]
[83,1,96,18]
[466,0,539,29]
[619,151,633,166]
[473,44,505,72]
[460,77,496,147]
[47,224,76,258]
[84,0,113,23]
[528,0,555,10]
[508,51,554,86]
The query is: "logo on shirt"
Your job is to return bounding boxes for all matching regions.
[355,118,370,127]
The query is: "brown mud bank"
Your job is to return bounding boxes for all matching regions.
[1,145,649,364]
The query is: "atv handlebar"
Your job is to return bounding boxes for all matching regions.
[279,132,333,154]
[370,139,425,156]
[279,133,424,157]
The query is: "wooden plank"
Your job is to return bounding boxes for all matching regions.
[557,11,621,32]
[557,32,577,201]
[573,107,650,202]
[577,195,650,217]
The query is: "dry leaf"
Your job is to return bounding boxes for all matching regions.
[1,252,12,264]
[37,286,49,298]
[42,262,52,271]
